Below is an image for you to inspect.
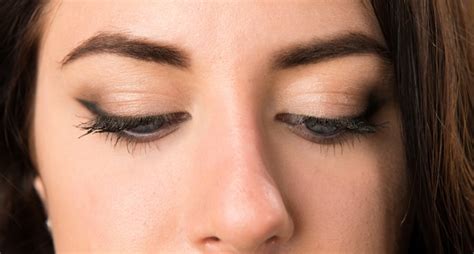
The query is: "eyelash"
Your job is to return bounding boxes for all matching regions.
[274,113,384,148]
[76,99,385,153]
[78,112,190,138]
[76,99,190,152]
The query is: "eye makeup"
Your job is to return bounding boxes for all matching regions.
[75,88,387,153]
[275,94,387,146]
[76,98,191,147]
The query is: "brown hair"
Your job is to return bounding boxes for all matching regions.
[0,0,472,253]
[0,0,53,253]
[371,0,473,252]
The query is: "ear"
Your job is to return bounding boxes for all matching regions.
[34,176,48,214]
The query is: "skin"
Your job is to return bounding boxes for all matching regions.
[31,0,409,253]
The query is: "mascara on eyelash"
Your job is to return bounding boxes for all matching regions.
[308,117,377,133]
[77,114,165,137]
[275,113,378,133]
[75,98,190,138]
[75,98,150,136]
[277,94,389,134]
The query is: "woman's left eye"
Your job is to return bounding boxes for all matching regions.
[303,117,344,137]
[275,113,378,144]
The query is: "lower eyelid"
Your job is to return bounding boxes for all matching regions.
[121,114,190,139]
[276,114,379,146]
[118,124,181,144]
[288,123,342,140]
[288,125,369,147]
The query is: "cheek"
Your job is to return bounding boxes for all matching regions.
[34,138,187,250]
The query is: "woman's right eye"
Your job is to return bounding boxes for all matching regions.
[79,112,191,143]
[124,118,165,135]
[76,98,191,144]
[122,113,191,140]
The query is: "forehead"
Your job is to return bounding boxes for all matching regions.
[41,0,383,68]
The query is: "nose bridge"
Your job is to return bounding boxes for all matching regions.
[202,72,268,175]
[207,77,275,204]
[206,80,279,218]
[219,104,265,175]
[184,78,294,252]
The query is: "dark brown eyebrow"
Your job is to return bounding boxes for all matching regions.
[61,32,191,69]
[62,32,389,71]
[271,32,391,69]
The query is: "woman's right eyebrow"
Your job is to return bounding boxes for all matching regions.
[60,31,192,70]
[60,31,391,71]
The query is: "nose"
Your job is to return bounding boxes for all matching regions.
[184,110,294,253]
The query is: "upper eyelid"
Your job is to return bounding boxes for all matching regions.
[77,98,172,119]
[96,112,191,129]
[76,98,191,133]
[77,98,107,115]
[77,111,190,138]
[77,98,372,128]
[274,113,365,124]
[275,113,380,133]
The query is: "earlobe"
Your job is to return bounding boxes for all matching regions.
[34,176,48,212]
[33,176,53,232]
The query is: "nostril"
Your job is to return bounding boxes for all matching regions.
[266,235,279,244]
[203,236,220,244]
[201,236,221,250]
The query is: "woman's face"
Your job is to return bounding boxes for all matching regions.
[32,0,408,253]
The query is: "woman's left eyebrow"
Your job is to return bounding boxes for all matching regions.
[271,32,391,70]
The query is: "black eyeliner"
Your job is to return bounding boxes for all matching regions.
[75,98,190,138]
[274,93,389,141]
[76,98,106,116]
